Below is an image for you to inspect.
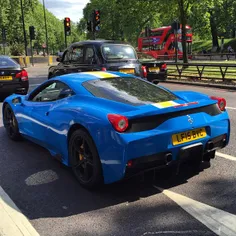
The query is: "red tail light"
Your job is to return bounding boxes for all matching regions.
[141,66,147,78]
[127,160,133,167]
[161,63,167,70]
[16,69,28,81]
[101,67,107,71]
[210,96,226,111]
[107,114,129,132]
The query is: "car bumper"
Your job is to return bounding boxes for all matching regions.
[147,71,167,83]
[0,81,29,96]
[124,133,227,178]
[98,112,230,184]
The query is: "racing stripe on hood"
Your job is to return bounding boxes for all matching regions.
[81,71,120,78]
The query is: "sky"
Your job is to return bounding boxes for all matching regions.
[39,0,90,23]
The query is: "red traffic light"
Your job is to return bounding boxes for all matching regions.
[65,17,70,22]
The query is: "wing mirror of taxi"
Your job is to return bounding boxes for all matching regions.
[56,57,62,62]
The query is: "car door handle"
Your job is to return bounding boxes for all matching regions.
[45,111,49,116]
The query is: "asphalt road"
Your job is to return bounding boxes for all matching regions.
[0,66,235,236]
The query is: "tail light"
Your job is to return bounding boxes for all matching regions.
[101,67,107,71]
[210,96,226,111]
[127,160,133,167]
[161,63,167,70]
[141,66,147,78]
[16,69,28,81]
[107,114,129,132]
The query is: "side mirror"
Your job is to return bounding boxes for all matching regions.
[56,57,62,62]
[12,96,22,105]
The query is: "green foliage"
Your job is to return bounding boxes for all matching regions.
[82,0,162,46]
[0,0,85,56]
[1,0,236,55]
[193,38,236,53]
[79,0,236,50]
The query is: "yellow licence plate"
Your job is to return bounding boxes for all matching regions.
[149,67,160,72]
[0,76,12,81]
[172,128,207,146]
[119,68,135,74]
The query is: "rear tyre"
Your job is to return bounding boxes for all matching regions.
[3,104,22,141]
[69,129,104,189]
[151,79,159,85]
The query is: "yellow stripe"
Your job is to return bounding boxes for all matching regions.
[81,71,119,78]
[152,101,179,109]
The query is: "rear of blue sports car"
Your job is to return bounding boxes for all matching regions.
[82,75,230,184]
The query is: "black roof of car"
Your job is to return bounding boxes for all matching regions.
[67,40,131,48]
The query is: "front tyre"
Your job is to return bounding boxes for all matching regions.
[69,129,104,189]
[3,104,22,141]
[48,73,53,79]
[151,79,159,85]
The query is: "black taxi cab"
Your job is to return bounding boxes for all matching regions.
[48,40,167,82]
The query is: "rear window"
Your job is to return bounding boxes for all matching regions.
[101,44,137,60]
[83,77,177,106]
[0,57,18,68]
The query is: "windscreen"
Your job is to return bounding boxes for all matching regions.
[101,44,137,60]
[137,52,156,60]
[83,77,177,106]
[0,57,19,68]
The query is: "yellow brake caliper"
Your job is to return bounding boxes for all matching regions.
[79,144,84,161]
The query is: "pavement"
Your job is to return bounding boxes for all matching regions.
[0,66,236,236]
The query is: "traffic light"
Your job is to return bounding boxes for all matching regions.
[64,17,71,36]
[171,20,180,31]
[29,26,36,40]
[87,21,92,32]
[93,10,100,31]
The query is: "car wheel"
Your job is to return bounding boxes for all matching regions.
[69,129,104,189]
[48,73,53,79]
[151,79,159,84]
[3,104,22,141]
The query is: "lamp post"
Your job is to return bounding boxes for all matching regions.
[20,0,28,56]
[42,0,49,56]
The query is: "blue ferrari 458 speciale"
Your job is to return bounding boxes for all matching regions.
[2,71,230,188]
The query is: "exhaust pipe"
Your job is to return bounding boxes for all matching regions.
[206,141,214,151]
[165,153,172,164]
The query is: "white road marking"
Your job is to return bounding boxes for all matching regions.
[216,152,236,161]
[142,230,209,235]
[226,106,236,110]
[0,186,39,236]
[153,186,236,236]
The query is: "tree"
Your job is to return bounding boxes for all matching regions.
[0,0,85,55]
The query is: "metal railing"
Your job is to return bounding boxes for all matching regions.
[166,62,236,82]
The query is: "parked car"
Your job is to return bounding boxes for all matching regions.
[3,71,230,189]
[0,56,29,97]
[48,40,166,81]
[137,52,167,83]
